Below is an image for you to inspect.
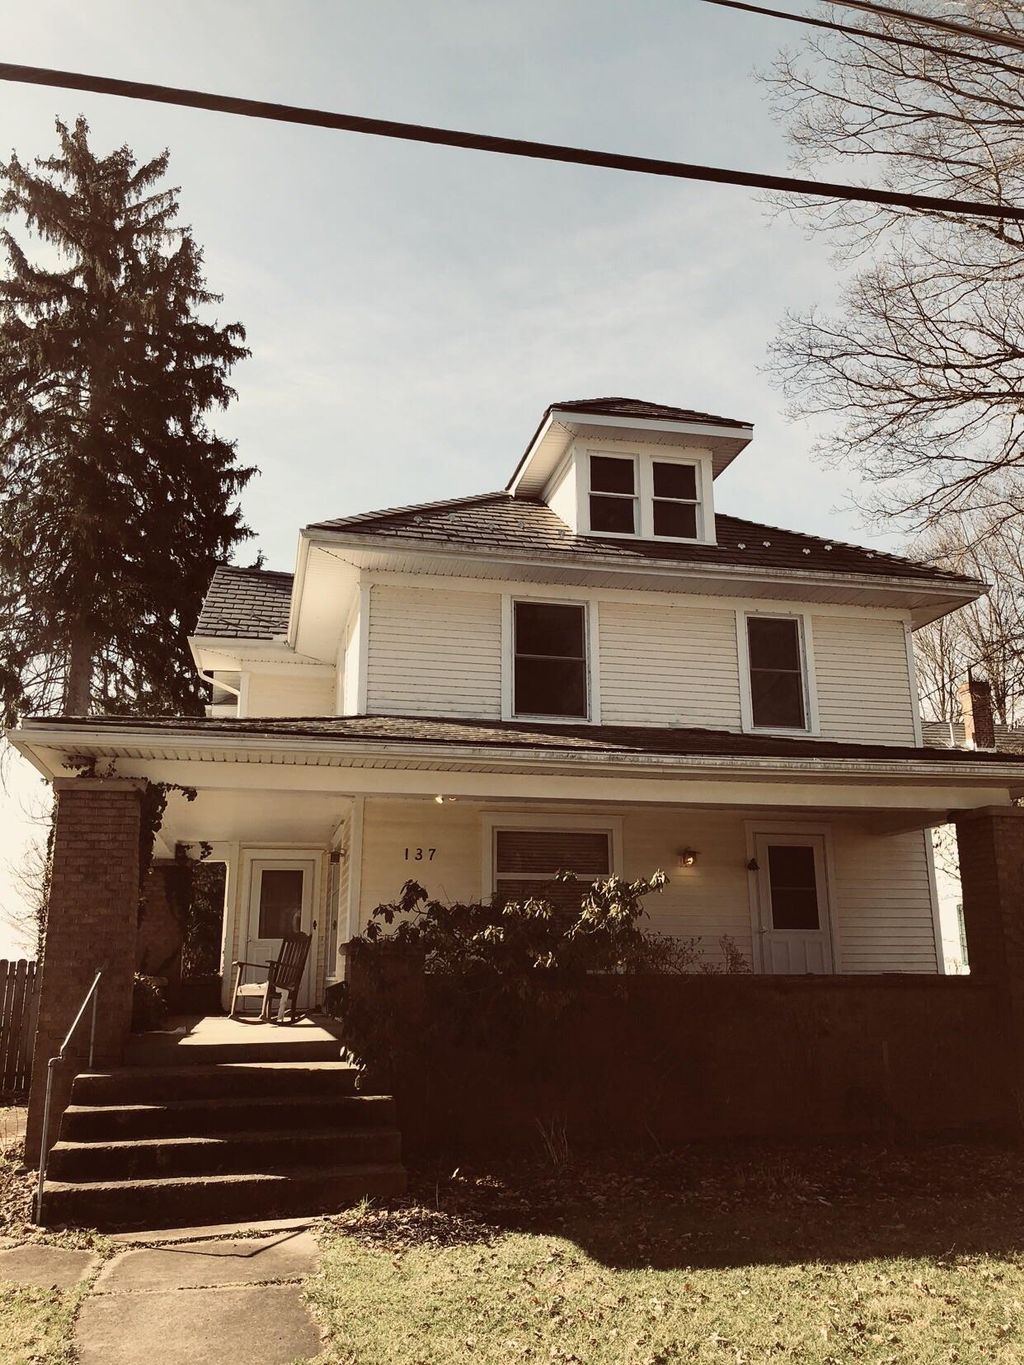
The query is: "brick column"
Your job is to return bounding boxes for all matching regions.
[953,806,1024,1097]
[25,778,144,1165]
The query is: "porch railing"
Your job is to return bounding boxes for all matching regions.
[35,970,101,1224]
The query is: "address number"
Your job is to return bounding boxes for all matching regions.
[404,847,437,861]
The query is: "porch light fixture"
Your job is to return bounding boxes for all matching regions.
[677,847,699,868]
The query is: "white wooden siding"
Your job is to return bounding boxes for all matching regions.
[358,798,484,928]
[600,601,742,729]
[831,825,938,973]
[813,614,916,745]
[244,671,336,718]
[352,801,938,975]
[366,585,502,719]
[546,458,578,531]
[353,575,917,744]
[620,808,754,968]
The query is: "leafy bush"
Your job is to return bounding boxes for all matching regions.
[131,973,169,1032]
[355,871,748,980]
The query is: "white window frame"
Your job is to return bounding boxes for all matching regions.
[736,609,819,736]
[586,450,640,537]
[481,812,624,898]
[578,443,716,545]
[501,594,601,724]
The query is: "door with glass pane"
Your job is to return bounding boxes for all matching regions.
[245,858,317,1007]
[753,833,834,974]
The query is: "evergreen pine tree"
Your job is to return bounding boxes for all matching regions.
[0,117,253,722]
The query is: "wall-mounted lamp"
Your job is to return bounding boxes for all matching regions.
[746,857,760,872]
[434,794,455,805]
[677,847,699,868]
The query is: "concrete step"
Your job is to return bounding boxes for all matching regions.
[124,1036,343,1066]
[70,1062,359,1106]
[39,1162,408,1230]
[60,1093,396,1143]
[48,1126,402,1181]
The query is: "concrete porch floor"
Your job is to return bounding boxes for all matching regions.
[125,1013,347,1066]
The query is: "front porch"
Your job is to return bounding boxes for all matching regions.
[124,1012,348,1067]
[12,714,1024,1226]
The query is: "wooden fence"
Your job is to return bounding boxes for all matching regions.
[0,959,39,1096]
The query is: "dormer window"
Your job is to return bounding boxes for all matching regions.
[588,455,638,534]
[584,449,708,542]
[652,461,698,539]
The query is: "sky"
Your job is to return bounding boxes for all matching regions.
[0,0,893,956]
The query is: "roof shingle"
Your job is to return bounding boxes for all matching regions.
[548,396,751,428]
[195,565,293,640]
[309,491,979,588]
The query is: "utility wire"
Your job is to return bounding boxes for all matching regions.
[824,0,1024,56]
[0,61,1021,222]
[698,0,1024,74]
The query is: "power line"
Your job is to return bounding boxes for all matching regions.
[824,0,1024,56]
[698,0,1023,73]
[0,61,1021,222]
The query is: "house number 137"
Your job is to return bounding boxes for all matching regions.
[404,847,436,861]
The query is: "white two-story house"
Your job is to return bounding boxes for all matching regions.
[16,397,1024,1011]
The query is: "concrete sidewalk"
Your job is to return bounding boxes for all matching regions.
[75,1227,322,1365]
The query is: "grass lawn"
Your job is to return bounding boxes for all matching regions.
[1,1102,111,1365]
[306,1141,1024,1365]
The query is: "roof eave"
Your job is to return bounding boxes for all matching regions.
[298,526,983,612]
[11,721,1024,791]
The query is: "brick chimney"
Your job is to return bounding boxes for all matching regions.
[957,676,996,750]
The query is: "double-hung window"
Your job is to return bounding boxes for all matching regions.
[588,455,638,535]
[493,828,611,913]
[745,614,809,731]
[652,461,699,539]
[512,600,589,719]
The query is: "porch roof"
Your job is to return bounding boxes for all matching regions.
[12,711,1024,776]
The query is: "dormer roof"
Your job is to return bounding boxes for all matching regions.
[508,396,754,498]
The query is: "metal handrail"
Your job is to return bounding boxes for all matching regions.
[35,970,102,1223]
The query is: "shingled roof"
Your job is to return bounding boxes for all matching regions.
[308,491,979,588]
[195,565,293,640]
[542,396,751,429]
[25,712,1024,767]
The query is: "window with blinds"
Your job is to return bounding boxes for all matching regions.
[493,828,611,912]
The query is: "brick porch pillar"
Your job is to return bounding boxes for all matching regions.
[953,806,1024,1097]
[25,778,144,1165]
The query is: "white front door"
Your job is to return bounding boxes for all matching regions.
[753,833,834,974]
[245,858,318,1008]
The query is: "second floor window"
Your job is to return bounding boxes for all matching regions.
[746,615,807,730]
[513,600,588,719]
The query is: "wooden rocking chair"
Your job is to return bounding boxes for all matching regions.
[230,931,312,1023]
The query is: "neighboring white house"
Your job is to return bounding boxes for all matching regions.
[14,396,1024,1009]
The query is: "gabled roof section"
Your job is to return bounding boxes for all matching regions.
[307,490,981,591]
[509,396,755,497]
[194,565,294,640]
